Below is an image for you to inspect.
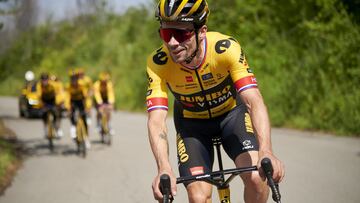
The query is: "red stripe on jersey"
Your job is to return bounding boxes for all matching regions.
[146,97,168,112]
[234,76,258,92]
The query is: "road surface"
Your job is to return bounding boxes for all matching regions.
[0,96,359,203]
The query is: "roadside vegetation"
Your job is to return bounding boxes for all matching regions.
[0,0,359,136]
[0,119,20,194]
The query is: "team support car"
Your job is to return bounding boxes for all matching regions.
[19,81,43,118]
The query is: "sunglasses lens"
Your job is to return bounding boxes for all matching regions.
[159,28,193,43]
[159,29,171,42]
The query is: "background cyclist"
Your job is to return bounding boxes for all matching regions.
[146,1,285,202]
[66,69,91,148]
[36,72,64,138]
[77,67,94,126]
[93,71,115,136]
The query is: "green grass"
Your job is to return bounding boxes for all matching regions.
[0,119,19,192]
[0,140,16,177]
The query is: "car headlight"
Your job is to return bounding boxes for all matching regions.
[28,99,39,105]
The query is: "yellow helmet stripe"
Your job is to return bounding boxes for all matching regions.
[159,0,170,21]
[187,0,202,17]
[172,0,189,20]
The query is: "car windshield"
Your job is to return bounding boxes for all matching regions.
[30,83,37,92]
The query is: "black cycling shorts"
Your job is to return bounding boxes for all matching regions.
[174,105,259,185]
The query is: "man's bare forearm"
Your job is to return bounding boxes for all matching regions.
[148,111,172,171]
[249,100,272,153]
[241,89,273,153]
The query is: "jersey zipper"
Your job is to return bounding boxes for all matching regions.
[194,69,212,119]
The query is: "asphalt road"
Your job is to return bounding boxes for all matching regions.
[0,96,359,203]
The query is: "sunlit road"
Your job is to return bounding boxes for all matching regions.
[0,96,359,203]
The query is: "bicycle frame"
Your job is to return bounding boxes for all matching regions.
[44,105,58,151]
[46,110,55,151]
[101,112,109,134]
[99,105,112,145]
[74,109,88,157]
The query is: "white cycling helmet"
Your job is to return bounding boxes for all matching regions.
[25,70,35,81]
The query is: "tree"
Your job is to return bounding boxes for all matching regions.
[0,0,37,52]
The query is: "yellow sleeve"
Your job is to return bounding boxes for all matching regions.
[54,81,65,105]
[35,82,42,100]
[86,76,93,87]
[146,53,169,112]
[64,84,71,110]
[93,81,103,104]
[107,81,115,104]
[218,36,258,92]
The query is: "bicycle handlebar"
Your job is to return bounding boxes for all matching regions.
[160,174,173,203]
[160,158,282,203]
[176,166,257,184]
[261,158,281,203]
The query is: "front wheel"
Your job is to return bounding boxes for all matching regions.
[100,112,111,146]
[48,137,54,151]
[104,133,111,146]
[47,112,55,152]
[76,118,87,158]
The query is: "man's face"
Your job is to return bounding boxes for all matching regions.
[71,77,79,86]
[160,22,196,63]
[100,80,107,87]
[41,79,49,86]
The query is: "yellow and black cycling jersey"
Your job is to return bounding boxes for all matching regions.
[146,32,258,119]
[80,75,93,94]
[36,80,64,105]
[80,75,93,110]
[93,80,115,105]
[66,81,88,101]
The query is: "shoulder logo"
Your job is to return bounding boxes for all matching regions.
[153,47,168,65]
[239,48,245,64]
[146,89,152,96]
[147,73,153,88]
[215,39,231,54]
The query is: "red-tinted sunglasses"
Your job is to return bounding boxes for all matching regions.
[159,28,194,43]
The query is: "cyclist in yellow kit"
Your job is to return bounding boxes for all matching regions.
[66,70,91,148]
[146,1,285,203]
[36,72,65,138]
[93,71,115,135]
[77,68,94,125]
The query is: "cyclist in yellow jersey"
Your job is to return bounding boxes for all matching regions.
[50,74,67,115]
[36,72,64,138]
[147,1,285,203]
[66,71,90,148]
[93,71,115,135]
[77,68,93,124]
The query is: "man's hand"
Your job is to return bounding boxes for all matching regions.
[152,170,177,201]
[258,151,285,183]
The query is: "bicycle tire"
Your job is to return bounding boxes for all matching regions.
[76,117,87,158]
[100,120,105,144]
[101,112,111,145]
[47,112,54,151]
